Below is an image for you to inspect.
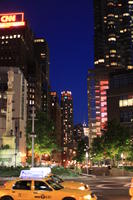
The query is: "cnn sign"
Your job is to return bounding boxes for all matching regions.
[0,13,25,28]
[0,15,16,23]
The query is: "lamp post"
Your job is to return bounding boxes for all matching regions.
[121,153,124,176]
[30,106,36,167]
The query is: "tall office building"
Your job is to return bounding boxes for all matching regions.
[0,12,51,164]
[94,0,133,69]
[50,92,62,163]
[0,12,36,117]
[88,1,133,136]
[50,92,62,148]
[0,13,51,117]
[61,91,74,164]
[34,38,50,117]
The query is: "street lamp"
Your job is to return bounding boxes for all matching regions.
[121,153,124,176]
[30,106,36,167]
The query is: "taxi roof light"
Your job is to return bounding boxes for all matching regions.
[20,167,51,179]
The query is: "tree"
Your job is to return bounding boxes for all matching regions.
[26,111,57,161]
[91,136,105,163]
[74,139,87,163]
[91,120,132,166]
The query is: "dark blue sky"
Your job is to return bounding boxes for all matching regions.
[0,0,94,125]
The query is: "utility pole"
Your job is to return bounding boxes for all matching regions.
[30,106,36,167]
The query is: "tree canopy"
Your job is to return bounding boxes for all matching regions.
[91,120,133,165]
[26,111,57,156]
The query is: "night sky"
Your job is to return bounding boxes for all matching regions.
[0,0,94,125]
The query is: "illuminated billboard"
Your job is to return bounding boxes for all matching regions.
[0,13,25,28]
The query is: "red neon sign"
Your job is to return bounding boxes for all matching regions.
[0,13,25,28]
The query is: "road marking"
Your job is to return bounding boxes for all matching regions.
[96,184,111,189]
[96,182,130,189]
[124,183,131,188]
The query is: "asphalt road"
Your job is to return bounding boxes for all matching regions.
[65,176,132,200]
[0,175,132,200]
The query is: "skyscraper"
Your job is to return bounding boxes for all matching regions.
[0,12,51,165]
[0,12,50,118]
[94,0,133,69]
[34,38,50,117]
[61,91,74,164]
[88,1,133,136]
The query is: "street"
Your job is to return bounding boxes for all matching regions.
[0,175,132,200]
[65,176,132,200]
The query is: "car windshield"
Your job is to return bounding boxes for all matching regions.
[50,175,64,183]
[46,179,64,190]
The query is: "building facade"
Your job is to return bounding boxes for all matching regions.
[50,92,62,163]
[0,12,51,118]
[108,69,133,128]
[61,91,74,165]
[88,1,133,136]
[0,67,27,166]
[34,38,50,118]
[0,12,52,165]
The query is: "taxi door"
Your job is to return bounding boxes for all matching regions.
[32,180,54,200]
[12,180,33,200]
[129,178,133,200]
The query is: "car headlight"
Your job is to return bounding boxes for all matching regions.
[83,194,92,200]
[78,186,85,190]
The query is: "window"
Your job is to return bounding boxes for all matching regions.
[50,175,63,184]
[46,179,63,190]
[34,181,52,191]
[12,181,31,190]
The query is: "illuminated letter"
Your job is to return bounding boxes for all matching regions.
[1,16,7,22]
[1,15,16,23]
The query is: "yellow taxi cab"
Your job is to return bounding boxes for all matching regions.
[0,170,97,200]
[129,177,133,200]
[48,173,90,191]
[30,167,90,191]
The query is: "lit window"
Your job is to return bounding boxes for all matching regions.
[128,1,133,4]
[110,50,116,53]
[34,39,45,43]
[123,13,129,16]
[94,60,98,64]
[111,62,117,66]
[3,95,7,99]
[1,109,6,114]
[128,66,133,69]
[110,54,115,57]
[98,59,104,63]
[108,37,116,41]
